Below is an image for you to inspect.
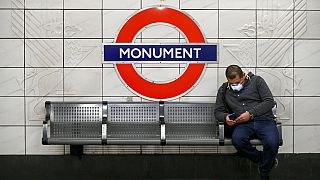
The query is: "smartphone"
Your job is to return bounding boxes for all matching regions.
[228,113,238,121]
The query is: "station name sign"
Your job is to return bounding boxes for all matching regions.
[103,6,219,101]
[103,44,217,63]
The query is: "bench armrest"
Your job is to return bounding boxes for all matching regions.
[218,121,225,145]
[276,120,283,146]
[42,101,51,145]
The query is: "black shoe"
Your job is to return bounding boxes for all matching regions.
[258,158,278,177]
[272,157,279,169]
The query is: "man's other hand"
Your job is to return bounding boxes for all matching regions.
[235,111,250,123]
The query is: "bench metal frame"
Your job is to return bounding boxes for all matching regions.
[43,101,283,149]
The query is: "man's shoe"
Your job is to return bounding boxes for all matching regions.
[272,157,278,169]
[258,157,278,176]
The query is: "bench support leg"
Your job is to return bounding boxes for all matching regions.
[70,145,83,157]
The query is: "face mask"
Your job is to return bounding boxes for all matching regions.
[230,83,243,92]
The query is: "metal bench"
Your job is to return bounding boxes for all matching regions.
[42,101,283,154]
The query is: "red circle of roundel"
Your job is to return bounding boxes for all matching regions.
[116,7,205,101]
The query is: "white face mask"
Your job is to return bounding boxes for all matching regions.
[230,83,243,92]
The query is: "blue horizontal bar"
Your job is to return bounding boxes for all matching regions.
[104,44,217,63]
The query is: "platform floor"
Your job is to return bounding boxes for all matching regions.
[0,154,319,180]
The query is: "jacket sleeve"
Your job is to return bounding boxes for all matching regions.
[214,84,229,123]
[247,76,275,117]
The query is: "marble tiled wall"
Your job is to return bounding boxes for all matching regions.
[0,0,319,154]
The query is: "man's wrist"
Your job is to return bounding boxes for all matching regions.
[246,111,254,119]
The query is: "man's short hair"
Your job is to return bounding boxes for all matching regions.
[225,65,244,80]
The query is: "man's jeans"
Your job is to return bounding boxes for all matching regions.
[232,119,279,177]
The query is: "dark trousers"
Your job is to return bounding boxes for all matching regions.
[232,119,279,177]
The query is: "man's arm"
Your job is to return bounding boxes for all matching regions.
[247,76,275,117]
[214,84,229,122]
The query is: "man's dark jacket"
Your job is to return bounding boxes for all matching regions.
[214,72,275,122]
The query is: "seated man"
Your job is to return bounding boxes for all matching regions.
[214,65,279,180]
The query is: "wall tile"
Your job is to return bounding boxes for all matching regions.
[102,62,115,68]
[142,0,179,8]
[295,0,319,10]
[294,11,320,38]
[257,39,293,67]
[181,0,218,9]
[0,68,24,96]
[65,39,103,67]
[26,96,63,125]
[219,10,256,38]
[217,67,227,88]
[218,39,256,68]
[294,126,320,153]
[104,0,140,9]
[185,67,218,97]
[25,10,63,38]
[179,96,215,102]
[103,96,141,102]
[0,126,25,155]
[257,0,294,10]
[256,68,294,97]
[103,67,136,96]
[103,10,136,38]
[294,97,320,125]
[26,39,63,67]
[257,10,293,38]
[206,62,219,68]
[184,10,218,38]
[294,68,320,96]
[279,125,294,153]
[219,0,256,9]
[25,68,63,96]
[64,0,101,9]
[0,97,24,125]
[64,68,102,96]
[274,97,294,125]
[64,97,102,101]
[0,10,24,38]
[0,39,24,67]
[64,10,101,38]
[25,0,63,9]
[294,40,320,67]
[0,0,24,8]
[26,126,65,154]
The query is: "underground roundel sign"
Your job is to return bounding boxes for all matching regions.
[103,6,218,101]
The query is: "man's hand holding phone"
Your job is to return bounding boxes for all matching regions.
[226,113,237,126]
[226,112,250,126]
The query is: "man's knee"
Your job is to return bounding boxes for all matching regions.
[263,137,279,153]
[232,133,249,148]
